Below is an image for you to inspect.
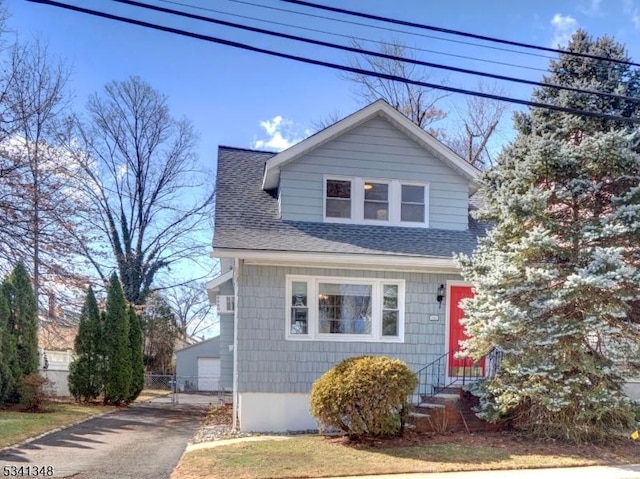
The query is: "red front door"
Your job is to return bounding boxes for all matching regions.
[448,285,484,377]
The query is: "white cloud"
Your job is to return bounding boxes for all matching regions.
[579,0,602,16]
[550,14,578,47]
[251,115,309,152]
[625,0,640,29]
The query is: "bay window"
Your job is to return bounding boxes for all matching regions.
[287,275,405,342]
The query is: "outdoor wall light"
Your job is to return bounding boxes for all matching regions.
[437,284,445,309]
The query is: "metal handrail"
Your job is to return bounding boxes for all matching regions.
[415,351,449,400]
[415,348,503,402]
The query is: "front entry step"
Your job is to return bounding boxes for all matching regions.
[420,383,464,404]
[410,387,496,433]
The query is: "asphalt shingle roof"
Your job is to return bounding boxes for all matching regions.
[213,146,486,259]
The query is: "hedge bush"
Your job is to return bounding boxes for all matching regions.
[310,355,417,438]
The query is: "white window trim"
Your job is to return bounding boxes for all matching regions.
[285,274,405,343]
[399,180,430,226]
[323,175,429,228]
[323,175,355,223]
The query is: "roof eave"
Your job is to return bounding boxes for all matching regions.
[205,270,234,303]
[212,248,461,273]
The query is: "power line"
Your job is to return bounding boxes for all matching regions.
[27,0,640,125]
[157,0,549,74]
[228,0,558,62]
[112,0,640,105]
[282,0,640,69]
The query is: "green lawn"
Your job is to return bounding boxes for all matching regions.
[0,402,113,448]
[172,435,629,479]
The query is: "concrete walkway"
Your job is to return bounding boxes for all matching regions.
[328,464,640,479]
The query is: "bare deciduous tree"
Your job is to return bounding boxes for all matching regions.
[346,40,448,133]
[441,82,508,168]
[344,41,507,166]
[311,109,343,132]
[67,76,214,305]
[0,35,94,319]
[5,39,82,300]
[162,280,217,340]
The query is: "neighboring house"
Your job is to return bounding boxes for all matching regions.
[175,336,226,392]
[208,99,486,432]
[38,313,79,397]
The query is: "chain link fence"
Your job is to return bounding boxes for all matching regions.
[144,374,175,391]
[143,373,232,405]
[175,375,232,405]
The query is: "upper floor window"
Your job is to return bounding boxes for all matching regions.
[325,179,351,218]
[401,185,425,223]
[324,176,428,227]
[364,182,389,221]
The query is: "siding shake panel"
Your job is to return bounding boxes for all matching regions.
[236,264,460,394]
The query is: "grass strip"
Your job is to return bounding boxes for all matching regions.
[0,402,113,448]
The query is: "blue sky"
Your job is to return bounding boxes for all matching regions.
[11,0,640,165]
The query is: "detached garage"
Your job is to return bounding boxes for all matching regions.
[175,336,223,392]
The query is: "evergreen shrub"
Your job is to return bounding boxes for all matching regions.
[68,287,103,402]
[310,355,417,438]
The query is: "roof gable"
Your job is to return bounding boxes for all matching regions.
[175,335,220,354]
[262,99,480,192]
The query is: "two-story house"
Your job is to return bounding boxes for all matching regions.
[207,99,486,432]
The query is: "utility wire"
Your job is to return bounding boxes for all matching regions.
[158,0,549,73]
[112,0,640,105]
[229,0,558,62]
[282,0,640,69]
[27,0,640,125]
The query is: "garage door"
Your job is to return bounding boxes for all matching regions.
[197,358,221,391]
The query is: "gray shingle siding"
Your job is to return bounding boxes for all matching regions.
[217,281,234,391]
[236,262,461,394]
[219,314,233,391]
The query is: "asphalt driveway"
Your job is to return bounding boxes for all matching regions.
[0,398,209,479]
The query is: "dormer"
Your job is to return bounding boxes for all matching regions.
[262,100,480,231]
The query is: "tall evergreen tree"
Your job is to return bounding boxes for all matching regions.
[102,273,132,405]
[68,286,103,401]
[4,262,38,378]
[127,305,144,403]
[458,30,640,442]
[0,290,16,403]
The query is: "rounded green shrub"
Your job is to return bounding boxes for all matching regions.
[310,355,417,438]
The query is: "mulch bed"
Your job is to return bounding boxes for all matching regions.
[335,429,640,462]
